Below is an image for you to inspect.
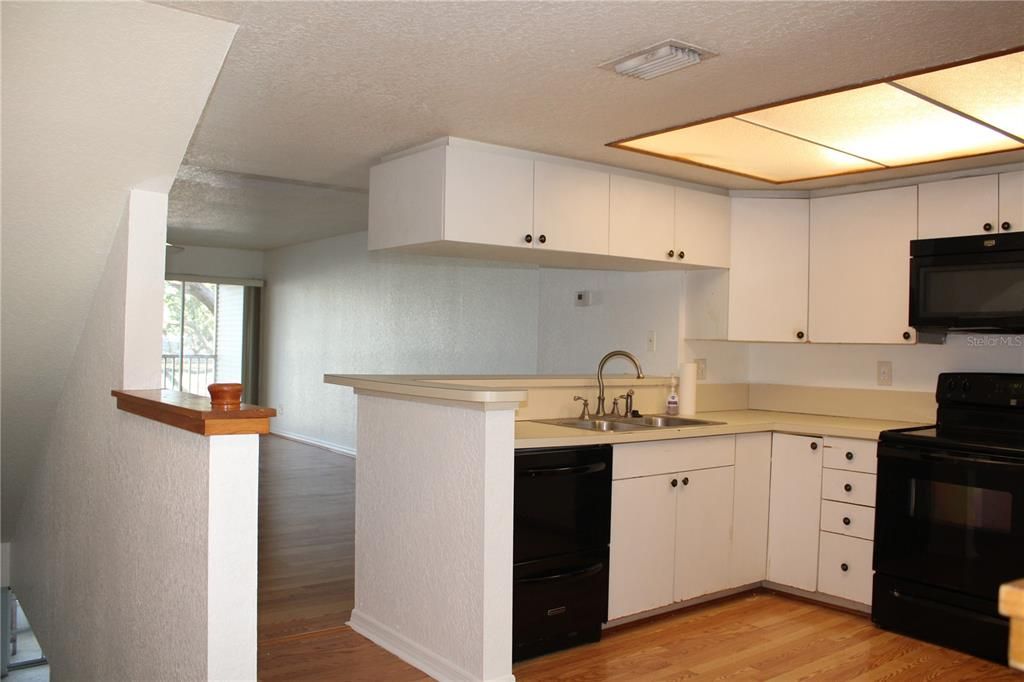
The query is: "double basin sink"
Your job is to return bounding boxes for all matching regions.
[538,414,724,432]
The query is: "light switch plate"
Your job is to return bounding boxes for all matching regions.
[646,330,657,352]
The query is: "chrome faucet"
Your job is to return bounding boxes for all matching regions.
[595,350,645,417]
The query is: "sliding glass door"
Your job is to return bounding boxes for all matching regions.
[162,280,249,395]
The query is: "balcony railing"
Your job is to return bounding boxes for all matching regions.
[162,354,217,395]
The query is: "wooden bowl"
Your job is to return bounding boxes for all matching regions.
[209,383,243,410]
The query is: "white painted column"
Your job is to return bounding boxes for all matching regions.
[350,392,517,682]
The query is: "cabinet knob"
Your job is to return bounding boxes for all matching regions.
[845,451,854,461]
[796,331,805,340]
[524,234,533,244]
[903,331,912,341]
[1002,221,1012,231]
[843,517,851,526]
[682,477,689,486]
[667,249,675,258]
[538,234,547,244]
[810,442,819,451]
[678,251,685,260]
[671,478,678,488]
[844,483,853,492]
[983,223,994,232]
[841,563,849,572]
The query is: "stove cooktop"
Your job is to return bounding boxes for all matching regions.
[880,424,1024,459]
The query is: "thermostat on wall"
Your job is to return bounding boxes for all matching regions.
[575,290,592,307]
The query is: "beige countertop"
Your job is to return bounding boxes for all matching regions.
[515,409,925,448]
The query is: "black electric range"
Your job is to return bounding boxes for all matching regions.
[873,372,1024,664]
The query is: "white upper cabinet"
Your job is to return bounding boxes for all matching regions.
[1000,171,1024,234]
[609,175,675,262]
[533,160,609,255]
[675,187,731,268]
[918,173,1008,238]
[728,198,810,343]
[368,145,446,251]
[809,186,918,344]
[444,145,535,248]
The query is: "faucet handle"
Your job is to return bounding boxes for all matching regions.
[611,398,621,417]
[573,395,591,420]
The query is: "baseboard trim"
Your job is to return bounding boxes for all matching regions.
[270,429,357,459]
[348,609,514,682]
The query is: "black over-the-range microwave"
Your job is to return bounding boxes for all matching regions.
[910,231,1024,333]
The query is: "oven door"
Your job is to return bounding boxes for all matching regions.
[874,442,1024,601]
[909,250,1024,332]
[514,445,612,564]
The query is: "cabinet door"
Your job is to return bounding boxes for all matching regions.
[674,466,735,602]
[534,161,609,255]
[809,186,918,344]
[675,187,730,268]
[608,474,677,620]
[609,175,675,262]
[1000,171,1024,233]
[728,198,809,342]
[730,433,771,587]
[767,433,823,592]
[918,174,998,238]
[443,146,534,248]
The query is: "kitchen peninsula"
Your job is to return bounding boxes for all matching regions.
[325,372,926,682]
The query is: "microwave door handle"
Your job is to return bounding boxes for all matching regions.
[520,462,607,477]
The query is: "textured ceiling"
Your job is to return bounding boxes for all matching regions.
[0,2,235,538]
[159,0,1024,250]
[168,166,368,249]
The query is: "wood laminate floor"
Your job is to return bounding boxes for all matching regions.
[257,435,1018,681]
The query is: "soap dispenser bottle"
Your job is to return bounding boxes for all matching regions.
[666,376,680,416]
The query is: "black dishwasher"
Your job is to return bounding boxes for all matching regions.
[513,444,612,661]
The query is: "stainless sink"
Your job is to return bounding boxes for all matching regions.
[615,415,725,428]
[538,418,652,432]
[537,415,724,432]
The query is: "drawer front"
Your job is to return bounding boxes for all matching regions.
[822,469,876,507]
[613,435,735,480]
[817,531,873,605]
[820,500,875,540]
[823,437,877,474]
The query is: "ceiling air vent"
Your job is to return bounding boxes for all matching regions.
[602,40,713,80]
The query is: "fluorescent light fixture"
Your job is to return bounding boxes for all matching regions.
[602,40,712,81]
[609,47,1024,183]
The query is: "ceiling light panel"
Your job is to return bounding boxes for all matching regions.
[895,51,1024,139]
[737,83,1021,167]
[618,118,883,183]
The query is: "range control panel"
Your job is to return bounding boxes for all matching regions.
[937,372,1024,408]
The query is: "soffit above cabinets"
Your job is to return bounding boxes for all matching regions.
[610,48,1024,184]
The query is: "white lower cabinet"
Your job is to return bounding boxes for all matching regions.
[730,433,771,586]
[766,434,823,592]
[674,466,735,602]
[608,473,677,620]
[817,532,874,605]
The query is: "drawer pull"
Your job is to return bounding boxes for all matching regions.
[843,517,851,526]
[845,451,854,461]
[844,483,853,492]
[841,563,849,572]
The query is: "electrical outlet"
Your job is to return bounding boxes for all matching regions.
[277,403,284,416]
[877,361,893,387]
[646,330,657,352]
[695,358,707,380]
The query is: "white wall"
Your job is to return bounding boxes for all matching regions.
[12,195,212,680]
[536,268,682,376]
[262,231,540,452]
[166,244,265,281]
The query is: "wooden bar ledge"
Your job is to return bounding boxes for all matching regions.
[112,389,276,436]
[1000,578,1024,671]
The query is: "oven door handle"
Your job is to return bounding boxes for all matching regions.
[515,562,604,584]
[920,451,1024,467]
[519,462,607,477]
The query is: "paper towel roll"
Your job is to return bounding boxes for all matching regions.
[680,363,697,416]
